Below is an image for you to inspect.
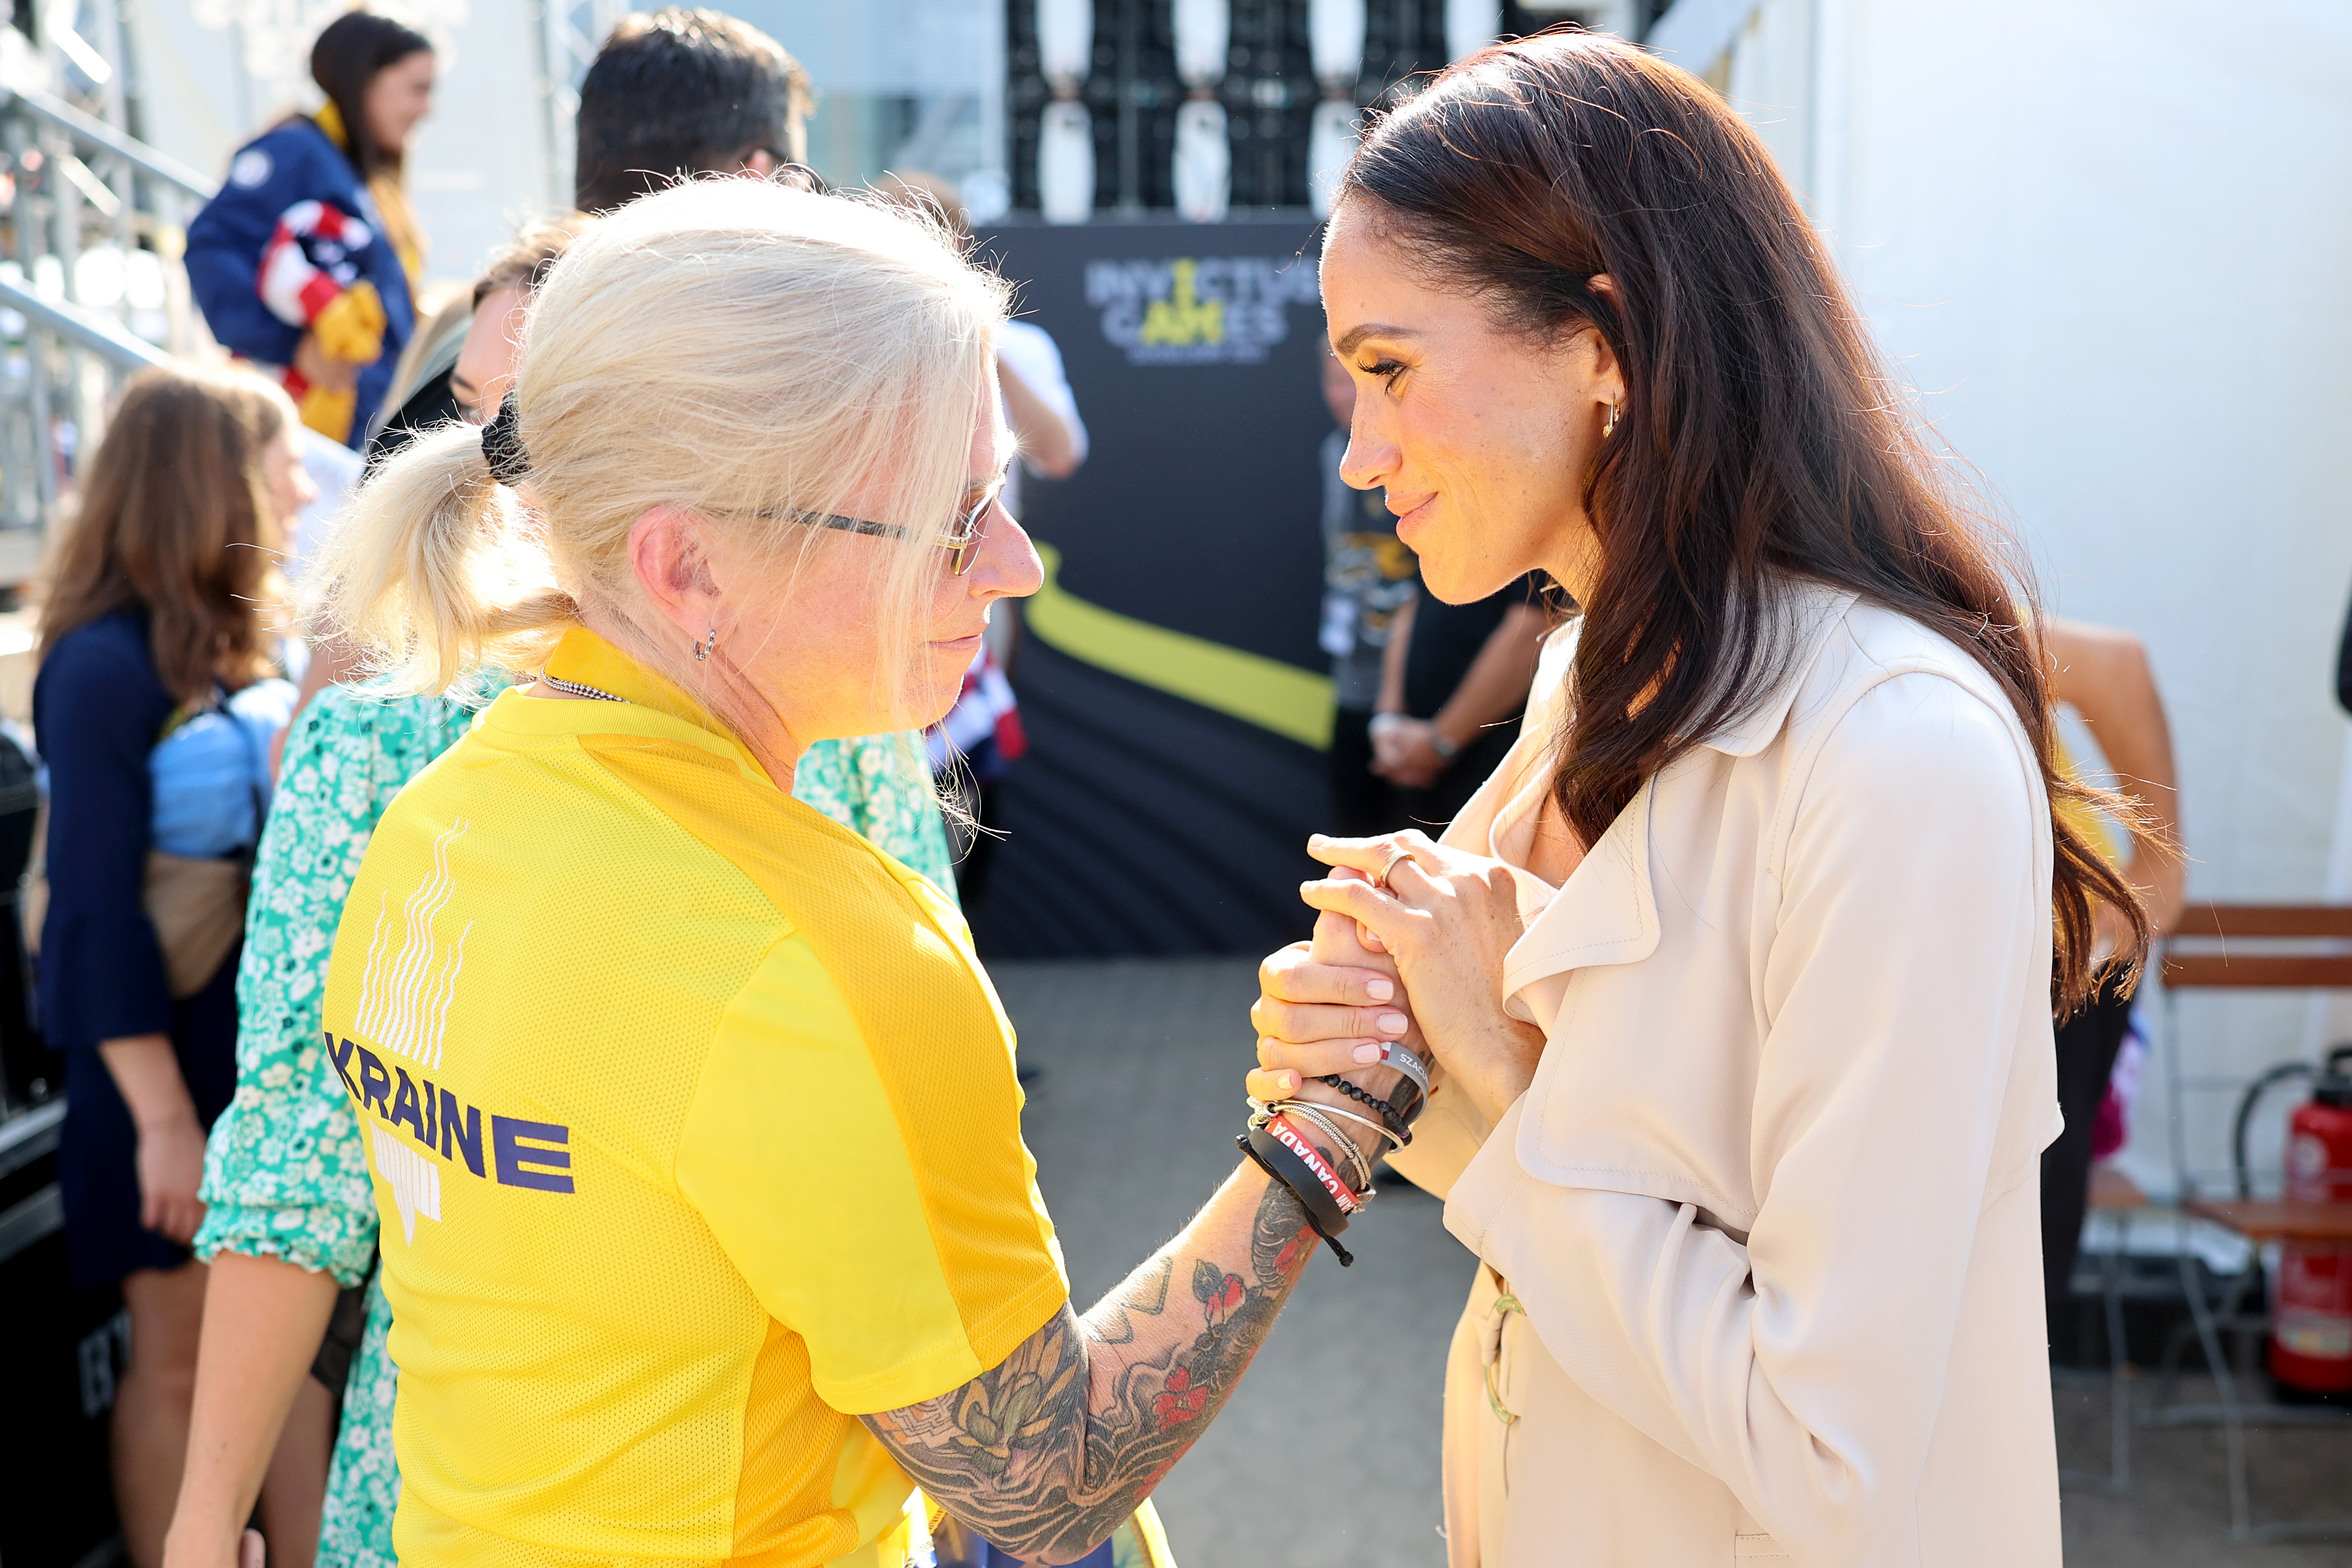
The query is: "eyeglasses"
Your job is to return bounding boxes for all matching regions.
[764,160,828,195]
[749,489,995,576]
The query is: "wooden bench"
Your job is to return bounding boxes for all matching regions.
[2153,903,2352,1542]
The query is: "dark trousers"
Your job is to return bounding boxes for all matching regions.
[1397,726,1516,835]
[952,782,1005,911]
[1330,708,1519,840]
[2040,976,2136,1334]
[1329,706,1401,838]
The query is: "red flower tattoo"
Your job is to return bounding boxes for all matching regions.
[1151,1366,1209,1431]
[1204,1272,1245,1326]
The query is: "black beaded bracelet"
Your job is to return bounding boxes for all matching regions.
[1321,1073,1420,1138]
[1320,1073,1395,1118]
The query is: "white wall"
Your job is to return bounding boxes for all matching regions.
[129,0,1001,278]
[124,1,247,171]
[1728,0,2352,1192]
[727,0,996,95]
[128,1,562,290]
[398,3,564,285]
[722,0,1004,204]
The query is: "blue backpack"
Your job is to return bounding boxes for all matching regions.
[149,679,298,859]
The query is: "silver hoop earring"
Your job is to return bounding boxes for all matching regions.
[692,626,717,662]
[1602,402,1621,439]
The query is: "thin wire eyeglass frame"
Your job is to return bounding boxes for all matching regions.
[738,489,995,576]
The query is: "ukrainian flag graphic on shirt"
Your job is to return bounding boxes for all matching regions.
[350,816,473,1072]
[325,809,575,1253]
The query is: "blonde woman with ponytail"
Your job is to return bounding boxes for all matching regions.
[256,180,1380,1568]
[167,217,967,1568]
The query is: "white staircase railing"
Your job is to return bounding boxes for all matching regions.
[0,72,216,560]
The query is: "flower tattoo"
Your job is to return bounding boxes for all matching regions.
[1152,1366,1209,1431]
[1193,1259,1246,1327]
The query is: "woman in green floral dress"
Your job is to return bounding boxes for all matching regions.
[170,671,954,1568]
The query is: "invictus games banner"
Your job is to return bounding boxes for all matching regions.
[969,216,1339,957]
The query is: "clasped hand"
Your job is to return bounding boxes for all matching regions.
[1368,714,1451,789]
[1250,831,1546,1132]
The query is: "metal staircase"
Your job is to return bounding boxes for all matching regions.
[0,17,217,576]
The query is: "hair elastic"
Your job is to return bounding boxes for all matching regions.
[480,391,531,484]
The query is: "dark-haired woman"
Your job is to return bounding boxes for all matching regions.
[1248,31,2148,1567]
[35,364,320,1568]
[187,8,432,447]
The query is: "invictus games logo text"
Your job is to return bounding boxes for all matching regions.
[1087,256,1320,365]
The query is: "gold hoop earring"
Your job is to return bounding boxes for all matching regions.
[1602,402,1620,439]
[692,627,717,662]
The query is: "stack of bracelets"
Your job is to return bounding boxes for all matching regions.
[1236,1038,1433,1266]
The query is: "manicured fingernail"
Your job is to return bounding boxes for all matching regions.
[1377,1012,1407,1034]
[1352,1042,1382,1064]
[1365,977,1394,1001]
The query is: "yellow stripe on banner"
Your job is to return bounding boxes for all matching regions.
[1024,543,1334,751]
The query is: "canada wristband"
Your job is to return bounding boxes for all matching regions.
[1237,1132,1356,1267]
[1245,1103,1367,1211]
[1242,1108,1357,1216]
[1265,1113,1362,1215]
[1281,1101,1377,1194]
[1241,1121,1359,1266]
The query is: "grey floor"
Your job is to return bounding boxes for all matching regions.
[997,955,2352,1568]
[1001,956,1459,1568]
[2052,1371,2352,1566]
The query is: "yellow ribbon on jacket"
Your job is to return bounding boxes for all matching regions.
[313,279,386,364]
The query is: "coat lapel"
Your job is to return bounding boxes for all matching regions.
[1497,582,1858,1001]
[1500,776,1659,999]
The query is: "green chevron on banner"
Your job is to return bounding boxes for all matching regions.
[1024,543,1335,751]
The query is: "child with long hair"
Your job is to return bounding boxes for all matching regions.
[186,9,433,446]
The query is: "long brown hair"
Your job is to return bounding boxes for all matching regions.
[1339,30,2147,1012]
[309,8,431,179]
[38,363,292,705]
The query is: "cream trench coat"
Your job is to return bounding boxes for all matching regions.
[1391,582,2063,1568]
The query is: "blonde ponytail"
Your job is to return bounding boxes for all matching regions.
[309,420,574,696]
[311,176,1009,724]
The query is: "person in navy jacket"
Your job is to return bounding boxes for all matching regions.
[34,363,318,1568]
[185,9,432,447]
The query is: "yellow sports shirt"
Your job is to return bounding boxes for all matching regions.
[320,628,1070,1568]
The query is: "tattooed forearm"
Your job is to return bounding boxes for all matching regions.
[862,1170,1320,1565]
[1087,1254,1173,1347]
[1250,1168,1313,1286]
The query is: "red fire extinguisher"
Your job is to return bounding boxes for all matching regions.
[2271,1046,2352,1395]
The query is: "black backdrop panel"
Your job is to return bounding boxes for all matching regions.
[980,215,1330,668]
[972,216,1337,957]
[978,641,1328,957]
[0,1134,125,1568]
